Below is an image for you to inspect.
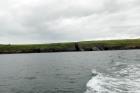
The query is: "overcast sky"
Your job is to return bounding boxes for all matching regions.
[0,0,140,44]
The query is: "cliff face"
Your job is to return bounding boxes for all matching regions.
[0,39,140,54]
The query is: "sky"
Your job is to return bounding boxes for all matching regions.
[0,0,140,44]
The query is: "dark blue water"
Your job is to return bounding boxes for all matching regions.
[0,50,140,93]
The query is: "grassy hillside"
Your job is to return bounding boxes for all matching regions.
[79,39,140,50]
[0,39,140,54]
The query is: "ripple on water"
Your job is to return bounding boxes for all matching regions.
[24,76,37,80]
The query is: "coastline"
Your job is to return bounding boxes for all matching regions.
[0,39,140,54]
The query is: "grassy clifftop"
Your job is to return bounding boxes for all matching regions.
[0,39,140,54]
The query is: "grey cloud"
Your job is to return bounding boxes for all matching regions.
[0,0,140,44]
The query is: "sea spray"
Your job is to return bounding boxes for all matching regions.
[85,62,140,93]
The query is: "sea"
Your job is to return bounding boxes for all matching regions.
[0,50,139,93]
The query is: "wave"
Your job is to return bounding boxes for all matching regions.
[85,62,140,93]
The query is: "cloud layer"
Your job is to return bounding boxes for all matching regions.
[0,0,140,44]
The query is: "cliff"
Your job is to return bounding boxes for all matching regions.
[0,39,140,54]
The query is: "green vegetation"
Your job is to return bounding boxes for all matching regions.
[79,39,140,49]
[0,39,140,54]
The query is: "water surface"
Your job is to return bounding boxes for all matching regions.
[0,50,140,93]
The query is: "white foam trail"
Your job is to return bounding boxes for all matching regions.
[85,62,140,93]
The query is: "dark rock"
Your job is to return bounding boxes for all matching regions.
[91,47,100,51]
[75,43,81,51]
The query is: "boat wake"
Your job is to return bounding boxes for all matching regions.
[85,62,140,93]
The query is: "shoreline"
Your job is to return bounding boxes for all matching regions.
[0,39,140,54]
[0,49,140,55]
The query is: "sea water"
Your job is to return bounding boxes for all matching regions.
[85,62,140,93]
[0,50,139,93]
